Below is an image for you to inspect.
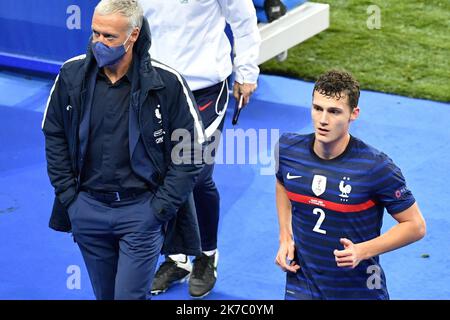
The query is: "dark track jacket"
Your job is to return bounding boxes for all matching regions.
[42,19,204,256]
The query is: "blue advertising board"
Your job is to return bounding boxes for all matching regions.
[0,0,97,73]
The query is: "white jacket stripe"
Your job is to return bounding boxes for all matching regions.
[152,61,205,144]
[41,54,86,129]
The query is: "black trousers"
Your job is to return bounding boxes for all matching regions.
[192,80,228,251]
[69,191,164,300]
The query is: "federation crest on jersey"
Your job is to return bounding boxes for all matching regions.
[339,177,352,199]
[312,175,327,196]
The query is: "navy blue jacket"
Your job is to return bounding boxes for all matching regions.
[42,19,204,256]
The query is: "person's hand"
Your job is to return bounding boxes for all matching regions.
[275,240,300,273]
[233,81,257,106]
[334,238,364,269]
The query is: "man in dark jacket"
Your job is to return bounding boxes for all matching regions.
[42,0,204,300]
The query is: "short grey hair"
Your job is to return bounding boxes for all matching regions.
[95,0,143,32]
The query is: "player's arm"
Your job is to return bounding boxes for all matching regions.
[275,179,300,273]
[334,202,426,268]
[220,0,261,106]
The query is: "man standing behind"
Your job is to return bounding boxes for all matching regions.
[42,0,204,300]
[275,70,426,299]
[140,0,261,298]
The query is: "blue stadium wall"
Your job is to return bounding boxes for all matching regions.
[0,0,307,74]
[0,0,96,74]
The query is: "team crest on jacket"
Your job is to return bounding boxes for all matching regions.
[154,104,163,144]
[312,175,327,197]
[155,105,162,124]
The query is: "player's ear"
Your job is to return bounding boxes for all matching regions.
[350,106,360,121]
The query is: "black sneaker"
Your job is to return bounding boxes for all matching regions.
[189,251,218,298]
[151,257,191,295]
[264,0,287,22]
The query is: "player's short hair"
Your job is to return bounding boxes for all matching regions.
[313,70,360,110]
[95,0,143,32]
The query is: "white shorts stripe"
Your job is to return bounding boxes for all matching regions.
[205,79,229,138]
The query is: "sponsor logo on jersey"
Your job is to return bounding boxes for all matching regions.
[286,172,302,180]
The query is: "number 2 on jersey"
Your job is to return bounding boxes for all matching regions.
[313,208,327,234]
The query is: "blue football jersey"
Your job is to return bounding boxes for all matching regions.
[276,133,416,300]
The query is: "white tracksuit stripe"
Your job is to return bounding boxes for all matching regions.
[41,54,86,129]
[152,60,205,144]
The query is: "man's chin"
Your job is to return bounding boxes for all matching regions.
[315,131,331,142]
